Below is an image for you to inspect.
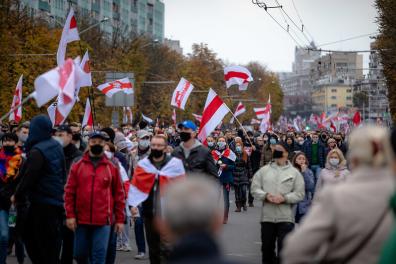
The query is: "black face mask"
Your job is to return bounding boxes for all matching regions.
[3,146,15,153]
[273,150,284,159]
[150,149,164,159]
[179,132,192,142]
[72,133,81,141]
[90,144,103,155]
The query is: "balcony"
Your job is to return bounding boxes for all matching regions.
[92,2,100,12]
[38,0,50,12]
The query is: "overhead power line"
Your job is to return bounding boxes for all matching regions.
[316,32,378,47]
[291,0,315,42]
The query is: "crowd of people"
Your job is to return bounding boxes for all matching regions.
[0,115,394,264]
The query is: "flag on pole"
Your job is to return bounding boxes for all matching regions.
[142,113,154,124]
[172,109,177,126]
[57,8,80,66]
[82,98,93,127]
[254,105,271,120]
[125,107,133,124]
[352,111,362,126]
[197,89,229,143]
[9,75,23,123]
[76,50,92,89]
[97,78,133,97]
[229,102,246,124]
[170,78,194,110]
[224,66,253,91]
[192,113,202,123]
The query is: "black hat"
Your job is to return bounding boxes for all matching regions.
[56,125,72,134]
[1,133,18,143]
[89,131,109,140]
[101,127,115,142]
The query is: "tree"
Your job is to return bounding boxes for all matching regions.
[353,91,368,108]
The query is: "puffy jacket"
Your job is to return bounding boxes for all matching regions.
[303,141,326,168]
[233,153,249,186]
[64,153,125,225]
[316,165,350,191]
[296,169,315,216]
[172,141,218,178]
[251,161,305,223]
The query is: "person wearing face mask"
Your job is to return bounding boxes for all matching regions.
[54,125,83,264]
[13,115,66,264]
[64,131,125,264]
[206,136,216,151]
[233,142,250,212]
[334,133,348,156]
[260,135,277,167]
[172,120,217,178]
[0,133,24,264]
[16,123,29,149]
[295,135,305,152]
[211,137,236,224]
[69,122,87,152]
[316,148,350,192]
[251,144,305,264]
[129,135,186,264]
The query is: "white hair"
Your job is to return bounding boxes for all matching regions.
[162,176,221,237]
[347,125,393,168]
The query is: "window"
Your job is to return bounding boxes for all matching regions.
[331,89,337,92]
[346,96,352,100]
[331,104,337,107]
[347,89,352,93]
[331,96,337,99]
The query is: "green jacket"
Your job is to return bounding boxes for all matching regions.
[379,192,396,264]
[251,161,305,223]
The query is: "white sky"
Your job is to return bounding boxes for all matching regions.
[163,0,378,72]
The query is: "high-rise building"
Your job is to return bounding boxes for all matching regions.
[164,38,183,55]
[21,0,165,41]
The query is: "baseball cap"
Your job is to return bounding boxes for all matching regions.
[178,120,197,131]
[137,130,152,139]
[56,125,72,134]
[88,131,109,140]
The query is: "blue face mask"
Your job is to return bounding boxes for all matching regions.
[269,138,277,145]
[207,142,214,147]
[217,141,226,149]
[236,146,242,152]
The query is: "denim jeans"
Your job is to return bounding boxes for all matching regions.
[117,217,130,248]
[134,206,146,253]
[0,210,9,264]
[310,165,322,186]
[74,225,111,264]
[105,226,117,264]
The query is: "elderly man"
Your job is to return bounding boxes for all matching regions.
[161,176,239,264]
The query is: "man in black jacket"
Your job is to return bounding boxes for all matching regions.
[54,125,82,264]
[172,121,217,178]
[14,115,66,264]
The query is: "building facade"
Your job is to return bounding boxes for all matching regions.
[164,38,183,55]
[312,83,353,113]
[21,0,165,41]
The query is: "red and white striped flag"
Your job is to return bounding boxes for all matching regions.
[212,148,237,162]
[197,89,229,143]
[9,75,23,123]
[224,66,253,91]
[57,8,80,66]
[171,77,194,110]
[254,105,271,119]
[192,113,202,123]
[229,102,246,124]
[251,118,260,125]
[172,109,177,126]
[82,98,93,127]
[128,157,185,207]
[97,78,133,97]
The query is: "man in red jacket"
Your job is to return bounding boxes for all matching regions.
[64,131,125,264]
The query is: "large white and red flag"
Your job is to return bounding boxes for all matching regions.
[57,8,80,66]
[76,50,92,89]
[197,89,229,143]
[211,148,237,162]
[82,98,93,127]
[171,77,194,110]
[9,75,23,123]
[192,113,202,123]
[97,78,133,97]
[224,66,253,91]
[229,102,246,124]
[254,105,271,119]
[128,157,185,207]
[172,109,177,126]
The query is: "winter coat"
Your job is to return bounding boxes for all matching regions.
[250,144,262,173]
[63,143,83,175]
[216,155,235,185]
[296,168,315,216]
[64,152,125,225]
[379,193,396,264]
[233,153,249,186]
[282,168,395,264]
[316,165,350,191]
[303,141,326,168]
[251,161,305,223]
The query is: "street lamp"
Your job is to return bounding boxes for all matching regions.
[79,17,110,35]
[139,39,160,49]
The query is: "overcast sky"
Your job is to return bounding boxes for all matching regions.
[163,0,378,73]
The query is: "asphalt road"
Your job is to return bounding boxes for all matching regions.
[7,195,262,264]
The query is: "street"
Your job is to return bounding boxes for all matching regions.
[7,195,262,264]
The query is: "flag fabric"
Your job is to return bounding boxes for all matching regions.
[76,50,92,89]
[211,148,237,162]
[172,109,177,126]
[82,98,93,127]
[229,102,246,124]
[352,111,362,126]
[97,78,133,97]
[254,105,271,120]
[197,89,229,143]
[224,66,253,90]
[9,75,23,123]
[122,107,128,124]
[142,113,154,124]
[122,107,133,124]
[170,78,194,110]
[57,8,80,66]
[259,112,271,133]
[251,118,260,125]
[128,157,185,207]
[192,113,202,123]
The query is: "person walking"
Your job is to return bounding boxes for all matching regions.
[233,141,250,212]
[64,131,125,264]
[251,144,305,264]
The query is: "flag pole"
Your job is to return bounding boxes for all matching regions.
[0,93,34,122]
[223,104,254,147]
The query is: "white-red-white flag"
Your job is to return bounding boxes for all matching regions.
[82,98,93,127]
[97,78,133,97]
[192,113,202,123]
[197,89,229,143]
[254,105,271,119]
[172,109,177,126]
[76,50,92,89]
[57,8,80,66]
[224,66,253,91]
[9,75,23,123]
[142,113,153,124]
[171,77,194,110]
[251,118,260,125]
[229,102,246,124]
